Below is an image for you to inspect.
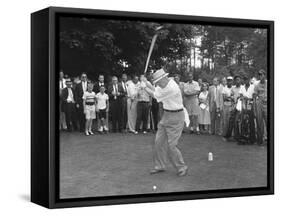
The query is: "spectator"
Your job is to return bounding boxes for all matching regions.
[221,77,227,88]
[253,69,267,145]
[183,72,201,134]
[224,75,244,142]
[120,73,128,132]
[108,76,124,132]
[75,73,88,132]
[208,77,223,135]
[59,70,66,92]
[61,79,78,132]
[135,75,151,134]
[238,76,256,144]
[94,74,106,93]
[59,70,67,130]
[127,75,139,133]
[222,76,234,136]
[198,83,210,133]
[96,86,109,133]
[82,83,96,136]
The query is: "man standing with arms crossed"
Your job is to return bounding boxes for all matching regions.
[142,69,188,177]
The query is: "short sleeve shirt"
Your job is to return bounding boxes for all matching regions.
[240,84,255,99]
[96,92,109,109]
[231,85,244,102]
[83,91,96,105]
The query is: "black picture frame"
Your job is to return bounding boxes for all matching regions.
[31,6,274,209]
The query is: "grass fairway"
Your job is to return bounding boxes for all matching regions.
[60,132,267,199]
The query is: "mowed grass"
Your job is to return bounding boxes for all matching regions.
[60,131,267,199]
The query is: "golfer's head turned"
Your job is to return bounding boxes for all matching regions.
[153,68,169,88]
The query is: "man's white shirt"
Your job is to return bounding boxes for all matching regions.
[127,81,140,99]
[154,79,184,110]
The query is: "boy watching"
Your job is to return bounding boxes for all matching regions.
[83,82,96,136]
[96,85,109,133]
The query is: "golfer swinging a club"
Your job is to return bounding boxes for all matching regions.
[142,68,188,177]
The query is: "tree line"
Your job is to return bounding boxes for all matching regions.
[60,17,267,82]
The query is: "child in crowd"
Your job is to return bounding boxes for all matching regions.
[83,83,96,136]
[96,85,109,133]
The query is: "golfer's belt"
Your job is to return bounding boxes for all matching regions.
[164,108,183,113]
[86,102,95,106]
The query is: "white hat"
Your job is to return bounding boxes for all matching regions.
[152,69,169,84]
[226,76,233,80]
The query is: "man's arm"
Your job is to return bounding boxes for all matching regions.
[143,80,155,97]
[144,86,155,98]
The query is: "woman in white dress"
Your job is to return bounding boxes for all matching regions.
[198,83,211,133]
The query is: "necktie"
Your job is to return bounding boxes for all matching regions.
[113,85,117,99]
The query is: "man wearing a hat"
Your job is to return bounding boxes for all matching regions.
[224,75,244,141]
[142,68,188,176]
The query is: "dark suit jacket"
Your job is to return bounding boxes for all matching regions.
[108,83,125,101]
[75,81,88,105]
[93,82,106,94]
[60,87,76,112]
[119,81,128,97]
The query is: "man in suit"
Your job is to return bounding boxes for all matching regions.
[208,77,224,135]
[94,74,106,93]
[75,73,88,132]
[59,70,67,130]
[119,73,128,132]
[61,79,78,132]
[108,76,124,132]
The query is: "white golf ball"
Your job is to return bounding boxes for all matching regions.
[153,186,157,190]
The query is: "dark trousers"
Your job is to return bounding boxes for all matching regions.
[65,102,77,131]
[77,103,85,132]
[239,109,256,144]
[110,99,122,132]
[151,99,159,130]
[210,103,222,135]
[120,97,128,130]
[136,101,149,132]
[225,109,240,140]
